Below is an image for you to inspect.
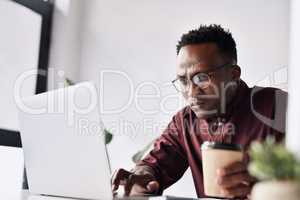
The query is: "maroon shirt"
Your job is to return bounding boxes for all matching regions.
[137,80,287,198]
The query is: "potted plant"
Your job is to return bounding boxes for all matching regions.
[248,137,300,200]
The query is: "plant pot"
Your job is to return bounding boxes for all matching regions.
[251,180,300,200]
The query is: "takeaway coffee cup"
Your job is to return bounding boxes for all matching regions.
[201,142,243,198]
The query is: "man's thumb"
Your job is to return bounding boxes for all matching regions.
[146,181,160,193]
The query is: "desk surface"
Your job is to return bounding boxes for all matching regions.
[21,191,213,200]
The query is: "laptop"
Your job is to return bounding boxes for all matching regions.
[18,82,113,200]
[18,82,208,200]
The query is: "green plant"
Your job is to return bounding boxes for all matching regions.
[64,78,75,86]
[248,137,300,182]
[104,129,113,145]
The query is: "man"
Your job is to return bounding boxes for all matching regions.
[112,24,287,199]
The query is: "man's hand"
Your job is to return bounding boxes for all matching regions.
[216,161,256,199]
[111,168,160,197]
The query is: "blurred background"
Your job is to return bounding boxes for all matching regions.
[1,0,299,199]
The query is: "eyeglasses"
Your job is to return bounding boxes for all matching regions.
[172,62,233,93]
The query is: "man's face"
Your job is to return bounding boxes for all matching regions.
[176,43,239,118]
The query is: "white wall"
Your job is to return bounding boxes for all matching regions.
[0,0,41,198]
[0,0,41,131]
[76,0,290,197]
[287,0,300,159]
[48,0,84,90]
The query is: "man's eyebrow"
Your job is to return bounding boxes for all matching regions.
[176,75,186,79]
[177,70,202,80]
[181,70,205,79]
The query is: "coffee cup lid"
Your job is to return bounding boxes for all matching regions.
[201,141,243,151]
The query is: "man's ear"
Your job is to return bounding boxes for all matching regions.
[231,65,241,81]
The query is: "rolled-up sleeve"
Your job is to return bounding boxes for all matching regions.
[136,113,189,190]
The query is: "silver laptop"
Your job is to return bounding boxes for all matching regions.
[18,82,113,200]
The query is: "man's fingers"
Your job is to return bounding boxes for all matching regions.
[112,184,118,192]
[124,174,134,196]
[111,169,132,192]
[129,180,160,196]
[217,161,247,176]
[220,183,252,198]
[126,175,159,196]
[146,181,160,193]
[131,174,155,185]
[111,168,131,184]
[113,190,118,197]
[124,174,151,196]
[217,172,256,188]
[112,181,127,193]
[111,168,159,197]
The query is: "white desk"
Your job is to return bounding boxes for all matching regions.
[21,190,211,200]
[22,191,73,200]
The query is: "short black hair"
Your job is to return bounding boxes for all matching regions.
[176,24,237,63]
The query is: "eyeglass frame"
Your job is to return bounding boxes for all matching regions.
[171,62,234,93]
